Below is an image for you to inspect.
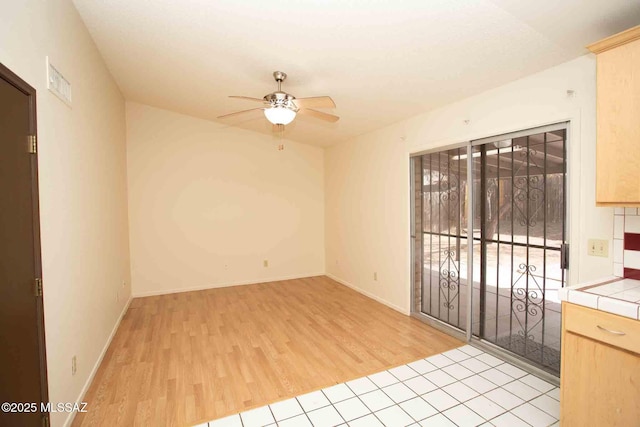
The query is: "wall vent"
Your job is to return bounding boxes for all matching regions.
[46,57,72,106]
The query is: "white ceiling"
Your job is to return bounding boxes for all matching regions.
[73,0,640,147]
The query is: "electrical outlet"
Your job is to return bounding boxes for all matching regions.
[263,260,269,267]
[373,272,378,281]
[587,239,609,257]
[71,356,77,376]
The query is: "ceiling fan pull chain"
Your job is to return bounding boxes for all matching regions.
[278,124,285,151]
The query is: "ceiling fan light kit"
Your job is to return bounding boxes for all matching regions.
[218,71,339,127]
[264,107,296,125]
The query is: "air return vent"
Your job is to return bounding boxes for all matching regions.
[46,57,72,106]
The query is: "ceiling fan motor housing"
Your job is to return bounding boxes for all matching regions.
[264,92,298,111]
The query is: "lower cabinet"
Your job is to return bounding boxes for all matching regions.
[560,302,640,426]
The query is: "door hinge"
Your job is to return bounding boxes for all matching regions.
[560,243,570,270]
[28,135,37,154]
[35,278,43,297]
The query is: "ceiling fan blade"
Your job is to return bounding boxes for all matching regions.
[292,96,336,109]
[217,108,265,119]
[299,108,340,123]
[229,96,267,103]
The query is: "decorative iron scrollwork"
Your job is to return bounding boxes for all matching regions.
[440,249,460,310]
[511,263,544,341]
[511,149,545,227]
[439,173,459,202]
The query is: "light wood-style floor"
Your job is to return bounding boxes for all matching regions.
[72,276,462,426]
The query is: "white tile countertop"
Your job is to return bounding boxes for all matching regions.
[558,276,640,320]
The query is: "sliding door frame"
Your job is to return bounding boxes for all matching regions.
[410,121,571,383]
[410,142,472,342]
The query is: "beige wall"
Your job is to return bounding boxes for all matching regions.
[126,103,325,296]
[326,55,612,314]
[0,1,131,426]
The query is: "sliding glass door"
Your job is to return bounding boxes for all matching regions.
[411,124,568,375]
[411,147,474,332]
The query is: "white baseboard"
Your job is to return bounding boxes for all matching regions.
[132,272,326,298]
[326,273,409,315]
[63,296,132,427]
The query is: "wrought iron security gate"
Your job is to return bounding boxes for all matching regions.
[411,124,568,375]
[412,147,471,332]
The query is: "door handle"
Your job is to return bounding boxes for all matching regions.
[560,243,569,269]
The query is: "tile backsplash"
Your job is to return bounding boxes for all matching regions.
[613,208,640,279]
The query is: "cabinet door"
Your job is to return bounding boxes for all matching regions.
[561,331,640,426]
[596,38,640,205]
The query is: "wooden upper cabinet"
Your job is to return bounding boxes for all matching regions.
[588,26,640,206]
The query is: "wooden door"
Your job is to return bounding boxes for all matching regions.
[0,63,49,426]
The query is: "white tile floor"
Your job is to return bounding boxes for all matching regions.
[195,345,560,427]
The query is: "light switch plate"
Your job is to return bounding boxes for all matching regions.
[587,239,609,257]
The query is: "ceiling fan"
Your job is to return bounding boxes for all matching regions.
[217,71,339,128]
